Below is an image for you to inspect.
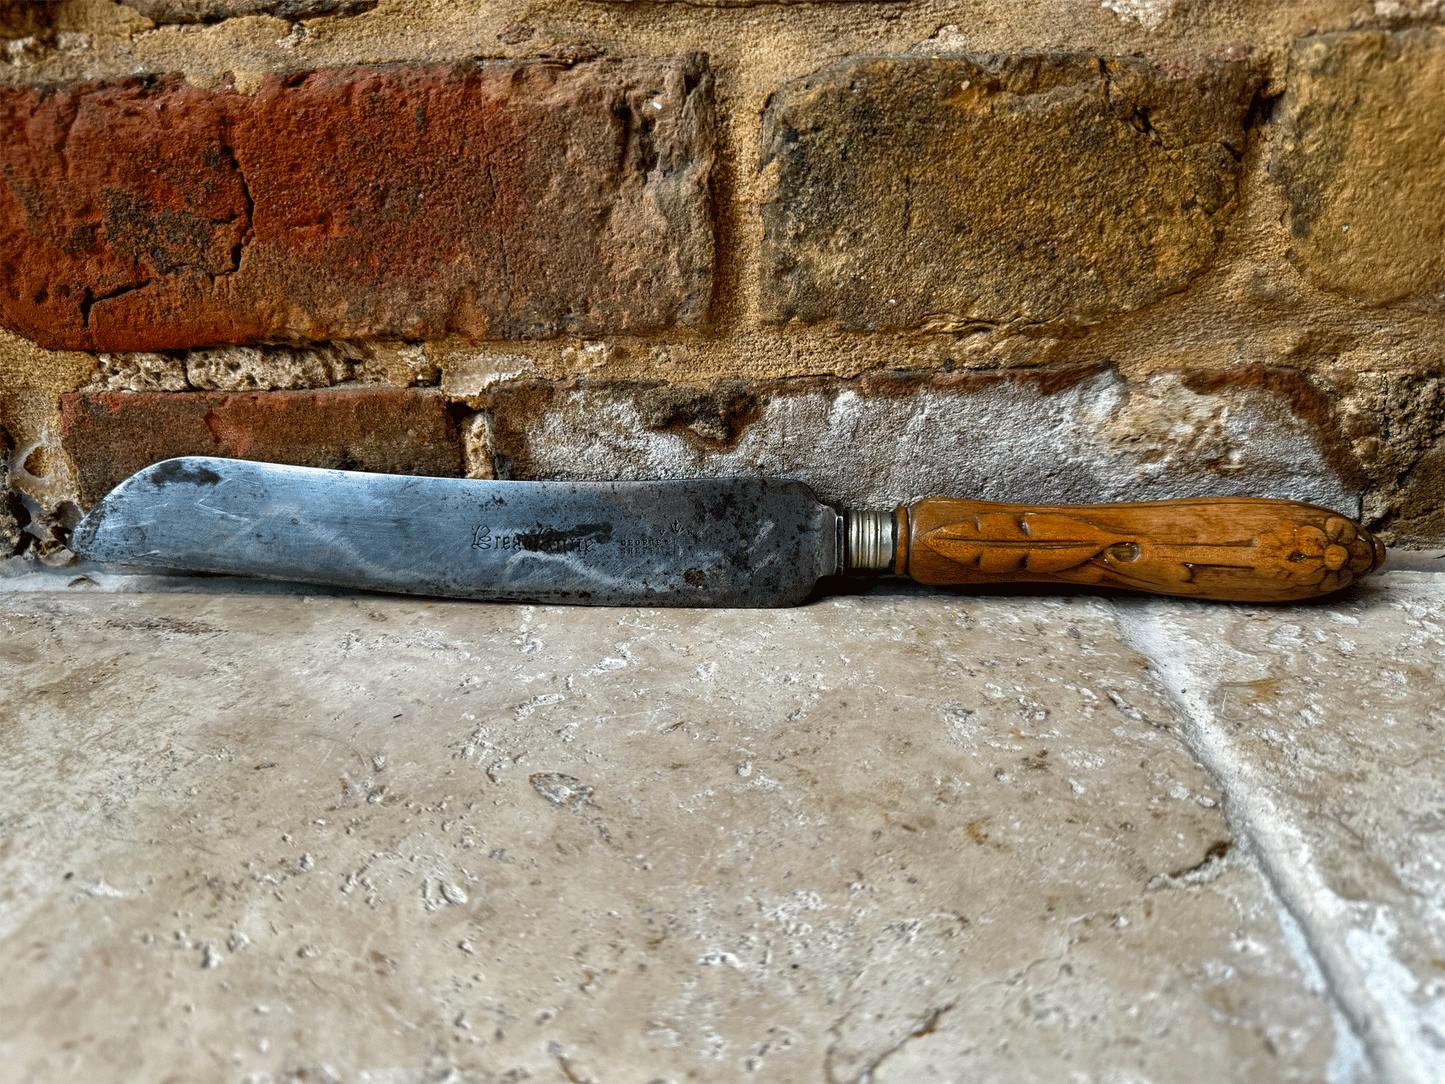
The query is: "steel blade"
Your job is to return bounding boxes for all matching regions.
[70,458,841,607]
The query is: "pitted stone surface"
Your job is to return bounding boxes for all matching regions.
[481,367,1363,512]
[0,589,1339,1081]
[759,53,1260,331]
[0,56,714,351]
[1273,29,1445,309]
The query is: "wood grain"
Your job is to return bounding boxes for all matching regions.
[900,497,1385,601]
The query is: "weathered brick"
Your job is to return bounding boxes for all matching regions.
[480,367,1363,512]
[60,388,462,506]
[1272,29,1445,308]
[760,54,1260,330]
[1,56,714,352]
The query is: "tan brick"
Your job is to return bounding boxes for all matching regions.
[1272,29,1445,308]
[759,53,1260,331]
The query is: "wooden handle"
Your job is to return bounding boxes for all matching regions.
[895,497,1385,602]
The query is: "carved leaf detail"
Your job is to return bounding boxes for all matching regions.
[923,513,1128,575]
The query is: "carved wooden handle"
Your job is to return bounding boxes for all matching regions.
[894,497,1385,602]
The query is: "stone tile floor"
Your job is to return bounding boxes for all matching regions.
[1,553,1443,1083]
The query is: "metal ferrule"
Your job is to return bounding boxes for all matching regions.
[845,509,895,572]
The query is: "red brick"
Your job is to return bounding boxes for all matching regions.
[1,56,714,352]
[60,388,463,506]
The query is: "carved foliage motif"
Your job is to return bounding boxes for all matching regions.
[923,513,1131,576]
[916,503,1383,601]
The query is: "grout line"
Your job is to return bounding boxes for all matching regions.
[1113,598,1423,1084]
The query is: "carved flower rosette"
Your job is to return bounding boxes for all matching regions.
[1256,516,1382,594]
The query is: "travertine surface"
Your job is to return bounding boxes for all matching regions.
[7,566,1445,1081]
[1120,574,1445,1084]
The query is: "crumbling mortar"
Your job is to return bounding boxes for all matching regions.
[122,0,381,26]
[3,424,80,564]
[82,341,400,393]
[0,422,21,556]
[1305,367,1445,541]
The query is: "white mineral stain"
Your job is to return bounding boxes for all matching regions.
[698,951,744,969]
[75,879,128,899]
[515,693,566,718]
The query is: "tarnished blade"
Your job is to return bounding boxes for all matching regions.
[70,458,841,607]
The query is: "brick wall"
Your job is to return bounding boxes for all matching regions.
[2,0,1443,564]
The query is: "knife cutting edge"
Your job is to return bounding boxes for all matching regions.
[68,457,1385,605]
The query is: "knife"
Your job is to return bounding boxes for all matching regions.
[68,457,1385,605]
